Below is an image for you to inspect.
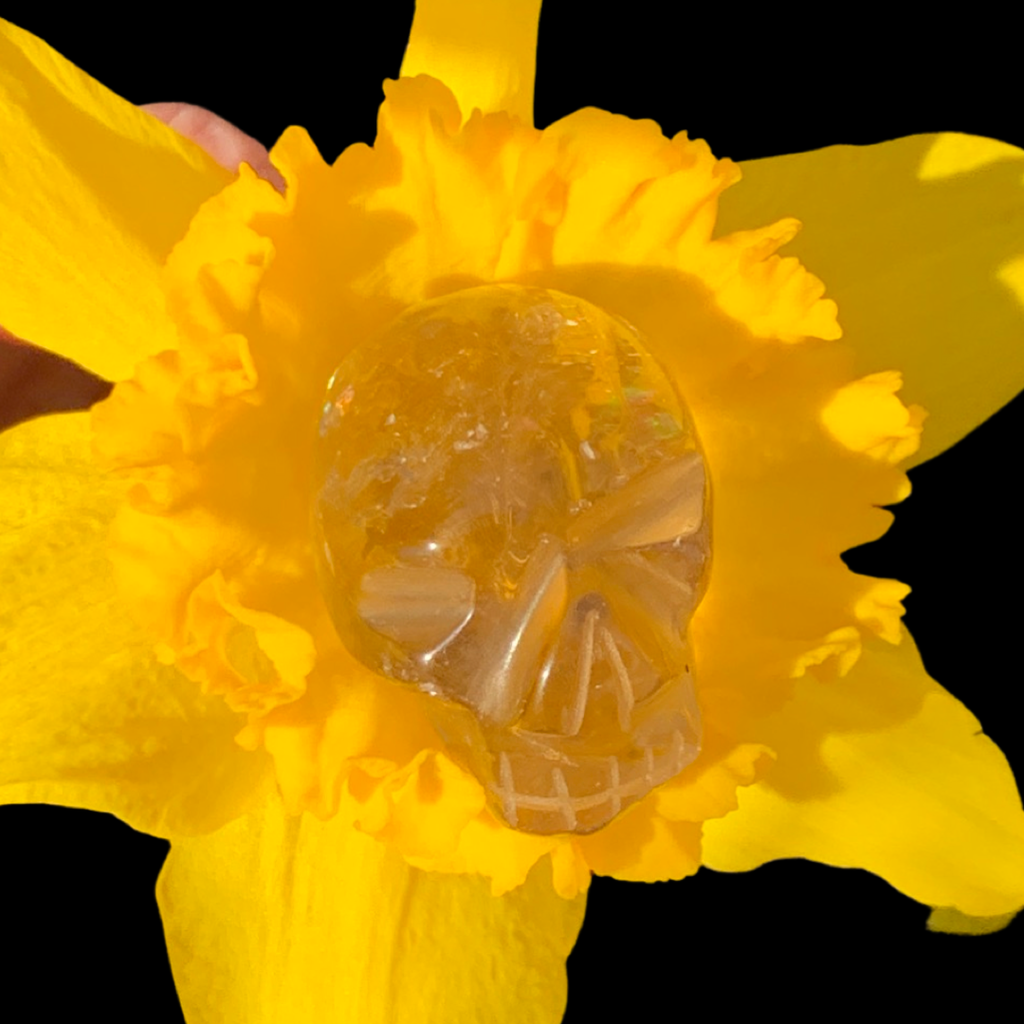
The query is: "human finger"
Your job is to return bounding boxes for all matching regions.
[1,103,287,429]
[141,102,286,193]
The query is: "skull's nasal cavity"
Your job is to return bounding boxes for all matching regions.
[313,284,711,835]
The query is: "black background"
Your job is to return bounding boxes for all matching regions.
[1,2,1021,1020]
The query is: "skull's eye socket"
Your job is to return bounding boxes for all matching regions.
[356,566,475,653]
[313,284,711,835]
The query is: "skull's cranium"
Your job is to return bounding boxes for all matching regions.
[314,285,710,835]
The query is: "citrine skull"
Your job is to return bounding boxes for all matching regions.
[314,285,710,834]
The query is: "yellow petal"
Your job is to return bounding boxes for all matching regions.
[0,19,230,381]
[715,133,1024,469]
[926,906,1019,936]
[0,412,270,838]
[400,0,542,125]
[701,632,1024,922]
[157,788,586,1024]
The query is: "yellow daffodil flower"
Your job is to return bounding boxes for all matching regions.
[3,2,1024,1021]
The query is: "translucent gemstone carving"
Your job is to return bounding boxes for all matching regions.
[313,284,711,835]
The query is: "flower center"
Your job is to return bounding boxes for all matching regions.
[313,284,710,834]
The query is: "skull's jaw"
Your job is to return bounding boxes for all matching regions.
[425,663,702,836]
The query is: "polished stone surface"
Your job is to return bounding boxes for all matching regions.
[314,285,710,834]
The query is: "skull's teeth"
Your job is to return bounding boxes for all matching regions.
[498,750,518,828]
[643,745,656,785]
[551,767,577,832]
[491,747,690,832]
[671,729,687,770]
[607,755,622,817]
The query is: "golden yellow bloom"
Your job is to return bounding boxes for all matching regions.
[3,2,1024,1020]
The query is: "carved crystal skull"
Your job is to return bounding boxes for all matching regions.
[313,284,711,835]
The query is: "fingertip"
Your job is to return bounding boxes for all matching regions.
[141,102,286,195]
[245,155,287,196]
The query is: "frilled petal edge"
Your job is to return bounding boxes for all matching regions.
[0,412,271,838]
[715,132,1024,470]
